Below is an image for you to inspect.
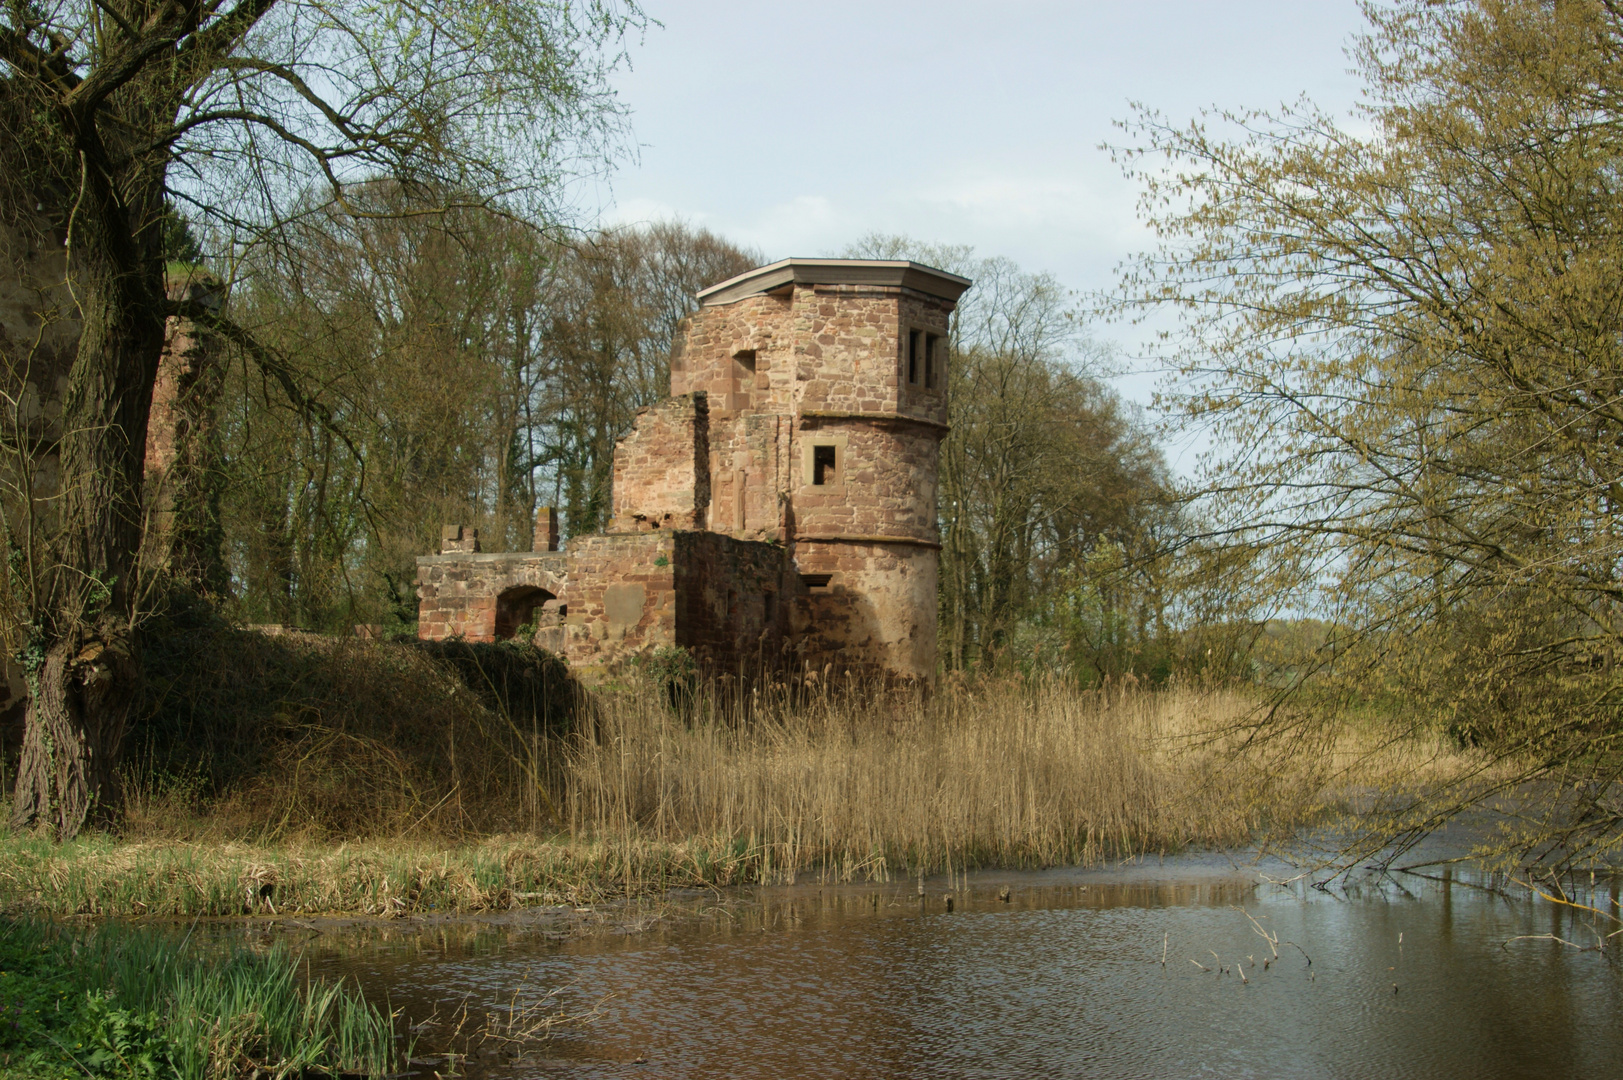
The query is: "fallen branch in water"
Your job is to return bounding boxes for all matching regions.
[1501,933,1599,952]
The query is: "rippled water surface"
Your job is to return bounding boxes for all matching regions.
[269,855,1623,1079]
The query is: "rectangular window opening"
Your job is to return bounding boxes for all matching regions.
[925,334,940,389]
[812,444,837,485]
[907,329,921,385]
[763,591,776,622]
[800,573,833,590]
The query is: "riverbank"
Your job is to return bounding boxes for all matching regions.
[0,679,1481,918]
[0,916,395,1079]
[0,834,776,918]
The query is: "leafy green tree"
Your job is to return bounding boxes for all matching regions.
[0,0,645,836]
[1117,0,1623,865]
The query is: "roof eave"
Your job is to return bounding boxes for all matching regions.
[696,258,972,306]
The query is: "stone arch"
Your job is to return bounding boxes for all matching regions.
[494,585,555,641]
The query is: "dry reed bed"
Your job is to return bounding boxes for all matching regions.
[564,680,1298,878]
[0,681,1367,917]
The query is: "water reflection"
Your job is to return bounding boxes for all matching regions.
[266,857,1623,1079]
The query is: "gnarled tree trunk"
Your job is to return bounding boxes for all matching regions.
[11,622,137,837]
[7,155,166,838]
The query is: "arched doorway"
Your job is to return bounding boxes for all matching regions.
[494,586,555,641]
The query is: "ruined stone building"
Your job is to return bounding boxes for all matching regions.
[416,258,972,683]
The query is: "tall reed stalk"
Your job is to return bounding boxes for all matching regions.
[564,677,1277,880]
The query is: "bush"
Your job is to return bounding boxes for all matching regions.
[115,592,579,840]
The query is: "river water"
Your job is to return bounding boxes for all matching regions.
[273,853,1623,1079]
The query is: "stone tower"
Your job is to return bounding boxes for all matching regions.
[418,257,972,685]
[669,258,970,680]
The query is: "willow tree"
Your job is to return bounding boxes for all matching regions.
[1118,0,1623,867]
[0,0,644,837]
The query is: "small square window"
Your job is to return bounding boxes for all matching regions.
[812,444,837,485]
[803,437,846,487]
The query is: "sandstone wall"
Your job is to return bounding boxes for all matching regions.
[610,392,710,532]
[671,531,788,673]
[560,532,677,673]
[791,420,941,543]
[792,540,939,682]
[676,283,951,428]
[416,552,568,642]
[549,531,790,678]
[708,411,789,542]
[141,271,226,591]
[790,284,898,416]
[670,292,793,413]
[895,291,953,428]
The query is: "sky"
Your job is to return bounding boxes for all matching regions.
[588,0,1372,402]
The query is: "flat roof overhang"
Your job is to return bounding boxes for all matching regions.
[696,258,973,306]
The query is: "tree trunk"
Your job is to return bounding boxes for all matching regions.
[8,158,166,838]
[10,624,137,838]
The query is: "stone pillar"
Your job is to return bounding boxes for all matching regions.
[533,506,560,552]
[142,268,227,594]
[441,524,481,553]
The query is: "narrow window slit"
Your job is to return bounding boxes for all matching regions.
[813,444,837,485]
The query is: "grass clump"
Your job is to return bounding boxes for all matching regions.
[0,595,1481,916]
[0,676,1455,917]
[0,917,395,1078]
[0,834,770,918]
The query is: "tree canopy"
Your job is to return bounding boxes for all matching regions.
[0,0,645,836]
[1118,0,1623,867]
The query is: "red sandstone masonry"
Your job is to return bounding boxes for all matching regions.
[416,552,567,643]
[419,259,967,684]
[562,532,678,672]
[671,532,789,673]
[611,392,710,532]
[791,540,939,680]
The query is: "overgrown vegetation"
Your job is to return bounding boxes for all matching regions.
[0,917,395,1078]
[122,592,576,841]
[0,651,1471,917]
[567,678,1284,875]
[1114,0,1623,869]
